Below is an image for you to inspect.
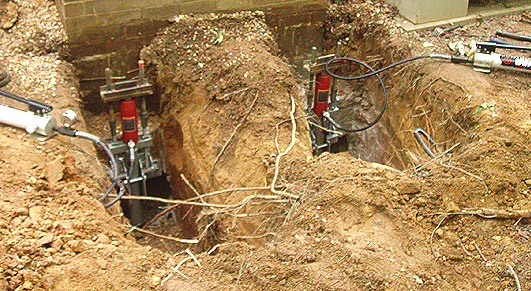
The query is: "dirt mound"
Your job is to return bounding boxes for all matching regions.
[140,11,312,242]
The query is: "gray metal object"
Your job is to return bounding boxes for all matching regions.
[433,25,459,37]
[303,44,346,156]
[473,42,531,74]
[99,61,163,226]
[496,30,531,43]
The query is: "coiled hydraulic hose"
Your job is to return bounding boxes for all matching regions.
[323,54,471,132]
[54,127,125,207]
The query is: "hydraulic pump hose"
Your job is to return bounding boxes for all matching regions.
[322,56,389,132]
[324,55,431,81]
[323,54,468,132]
[54,127,124,207]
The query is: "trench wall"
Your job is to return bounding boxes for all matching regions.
[54,0,327,78]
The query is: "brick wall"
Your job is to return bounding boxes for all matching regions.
[55,0,327,73]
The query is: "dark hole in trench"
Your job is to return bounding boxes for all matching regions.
[301,39,473,170]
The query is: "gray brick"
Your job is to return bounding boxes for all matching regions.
[251,0,286,7]
[99,9,142,26]
[84,0,125,15]
[141,4,181,20]
[126,0,183,10]
[217,0,252,12]
[180,0,217,14]
[261,2,298,16]
[64,1,85,17]
[298,0,327,13]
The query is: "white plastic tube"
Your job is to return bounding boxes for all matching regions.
[0,104,56,137]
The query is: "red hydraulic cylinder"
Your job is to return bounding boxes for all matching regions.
[120,99,138,143]
[313,74,331,117]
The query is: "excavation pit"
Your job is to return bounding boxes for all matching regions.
[2,0,531,289]
[78,7,478,250]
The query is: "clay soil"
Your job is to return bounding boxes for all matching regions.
[1,0,531,290]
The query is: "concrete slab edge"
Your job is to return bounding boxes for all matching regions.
[397,4,531,31]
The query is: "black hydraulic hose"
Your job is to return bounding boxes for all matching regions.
[323,58,387,132]
[322,56,391,132]
[54,127,124,207]
[0,89,53,113]
[0,73,10,88]
[103,180,126,208]
[322,54,470,132]
[325,55,431,81]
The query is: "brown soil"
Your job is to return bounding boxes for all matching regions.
[1,0,531,290]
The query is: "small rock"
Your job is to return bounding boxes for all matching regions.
[51,237,64,250]
[67,240,85,253]
[96,234,111,244]
[29,206,44,221]
[444,201,460,213]
[95,259,108,270]
[22,281,32,290]
[412,275,423,284]
[414,197,428,207]
[46,157,64,185]
[152,276,161,286]
[11,217,22,227]
[396,179,422,195]
[445,247,464,261]
[27,176,37,185]
[56,221,74,234]
[35,233,54,247]
[0,2,18,30]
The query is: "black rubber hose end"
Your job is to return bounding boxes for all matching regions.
[53,126,77,136]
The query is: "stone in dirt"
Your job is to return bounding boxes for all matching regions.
[0,1,18,30]
[46,157,64,185]
[29,206,44,222]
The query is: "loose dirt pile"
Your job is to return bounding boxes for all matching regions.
[1,0,531,290]
[139,11,311,244]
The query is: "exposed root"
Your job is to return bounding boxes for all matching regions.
[270,93,299,200]
[410,77,441,118]
[120,194,288,209]
[474,242,487,262]
[307,120,344,135]
[127,224,199,244]
[507,264,522,291]
[430,214,448,260]
[185,248,202,268]
[181,173,206,204]
[428,208,531,219]
[439,162,490,194]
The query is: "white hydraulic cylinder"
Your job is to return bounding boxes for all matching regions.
[0,104,56,137]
